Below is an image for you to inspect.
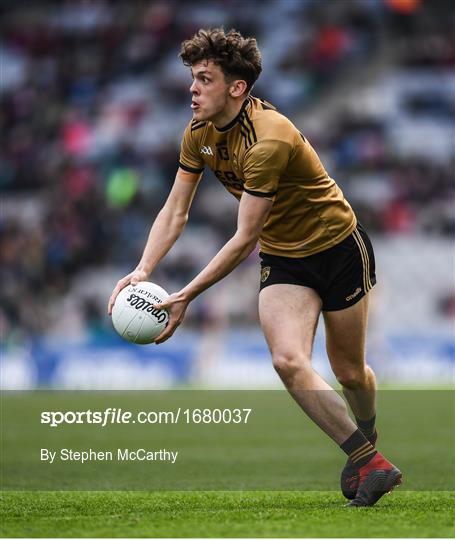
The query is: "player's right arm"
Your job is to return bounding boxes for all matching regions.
[107,167,201,314]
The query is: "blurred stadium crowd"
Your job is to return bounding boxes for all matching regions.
[1,0,454,345]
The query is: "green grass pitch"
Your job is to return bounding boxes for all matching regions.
[1,490,454,537]
[1,389,454,536]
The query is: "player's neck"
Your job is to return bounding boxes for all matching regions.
[212,97,248,130]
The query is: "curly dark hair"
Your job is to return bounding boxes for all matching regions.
[180,28,262,93]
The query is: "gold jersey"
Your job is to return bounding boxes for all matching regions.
[179,96,356,257]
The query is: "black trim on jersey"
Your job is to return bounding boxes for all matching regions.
[244,188,277,198]
[179,161,204,174]
[239,118,254,147]
[241,111,257,143]
[215,99,250,132]
[191,121,207,132]
[238,106,258,149]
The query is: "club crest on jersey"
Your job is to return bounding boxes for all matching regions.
[261,266,271,283]
[200,146,213,156]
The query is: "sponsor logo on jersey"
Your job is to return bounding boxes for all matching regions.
[261,266,271,283]
[200,146,213,156]
[346,287,362,301]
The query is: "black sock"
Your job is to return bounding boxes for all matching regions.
[355,415,376,440]
[340,428,377,467]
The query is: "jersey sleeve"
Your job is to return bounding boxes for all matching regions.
[243,139,291,197]
[179,121,205,174]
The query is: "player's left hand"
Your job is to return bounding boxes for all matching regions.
[153,292,189,344]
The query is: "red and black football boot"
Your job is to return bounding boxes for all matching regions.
[340,429,378,500]
[346,452,403,507]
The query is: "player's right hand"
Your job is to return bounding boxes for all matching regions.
[107,268,149,315]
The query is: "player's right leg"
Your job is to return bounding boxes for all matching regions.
[259,283,361,444]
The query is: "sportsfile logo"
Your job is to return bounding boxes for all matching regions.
[200,146,213,156]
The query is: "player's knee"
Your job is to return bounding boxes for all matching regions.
[272,352,308,381]
[335,367,367,389]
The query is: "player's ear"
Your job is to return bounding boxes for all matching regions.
[229,79,247,98]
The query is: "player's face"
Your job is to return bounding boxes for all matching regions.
[189,61,232,123]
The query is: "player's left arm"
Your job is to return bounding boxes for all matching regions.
[154,192,273,344]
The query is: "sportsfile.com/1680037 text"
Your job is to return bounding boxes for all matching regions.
[40,408,253,427]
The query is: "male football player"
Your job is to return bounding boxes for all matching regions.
[108,28,402,506]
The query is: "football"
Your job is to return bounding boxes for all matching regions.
[111,281,169,344]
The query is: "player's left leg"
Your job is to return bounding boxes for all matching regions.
[323,295,377,499]
[323,294,402,505]
[323,294,377,431]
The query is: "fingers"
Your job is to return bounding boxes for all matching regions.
[130,274,140,286]
[153,300,170,311]
[108,271,148,315]
[154,319,179,344]
[153,297,184,344]
[107,275,132,315]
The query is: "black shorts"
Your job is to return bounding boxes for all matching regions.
[259,224,376,311]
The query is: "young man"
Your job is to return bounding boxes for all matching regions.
[108,28,402,506]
